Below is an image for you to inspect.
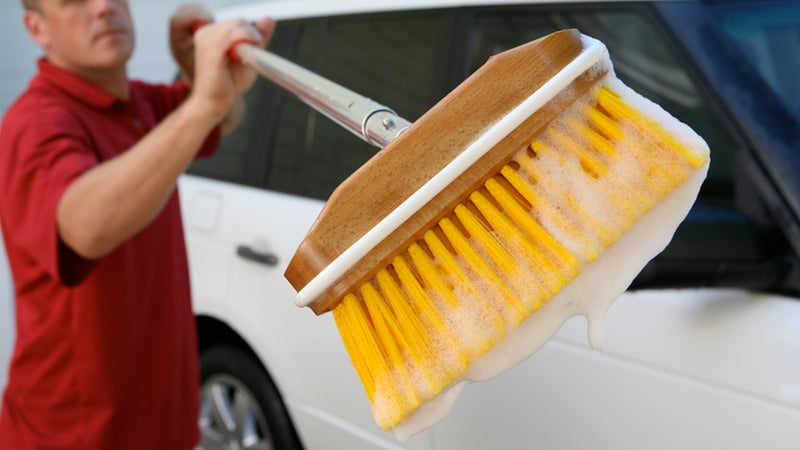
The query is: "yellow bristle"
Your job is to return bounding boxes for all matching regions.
[585,103,624,141]
[574,106,655,216]
[546,127,608,179]
[406,243,470,370]
[469,188,557,305]
[422,228,477,302]
[521,142,621,246]
[422,227,507,350]
[397,258,464,389]
[564,116,617,159]
[407,242,458,308]
[376,265,428,354]
[359,281,420,412]
[440,213,527,327]
[375,267,434,383]
[484,177,579,276]
[534,132,652,230]
[499,164,603,263]
[332,294,379,400]
[454,203,518,277]
[330,81,706,431]
[597,86,706,169]
[584,124,617,158]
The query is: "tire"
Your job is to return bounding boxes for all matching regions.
[198,345,303,450]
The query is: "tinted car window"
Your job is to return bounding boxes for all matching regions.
[466,5,800,293]
[268,12,450,199]
[192,5,737,206]
[469,6,738,209]
[189,11,451,200]
[719,4,800,123]
[185,3,798,294]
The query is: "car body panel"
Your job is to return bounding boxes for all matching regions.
[181,165,800,448]
[180,175,433,448]
[435,291,800,449]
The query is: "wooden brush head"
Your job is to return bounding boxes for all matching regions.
[285,29,607,314]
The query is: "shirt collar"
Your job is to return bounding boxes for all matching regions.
[37,58,126,110]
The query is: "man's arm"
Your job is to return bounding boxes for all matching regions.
[220,95,247,134]
[57,15,274,260]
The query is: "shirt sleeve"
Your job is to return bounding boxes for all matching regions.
[0,101,98,286]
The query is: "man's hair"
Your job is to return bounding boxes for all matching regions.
[22,0,40,11]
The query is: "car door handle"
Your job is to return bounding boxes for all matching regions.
[236,244,279,266]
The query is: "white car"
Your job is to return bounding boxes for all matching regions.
[182,0,800,449]
[33,0,800,449]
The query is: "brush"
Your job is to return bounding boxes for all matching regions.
[233,29,711,435]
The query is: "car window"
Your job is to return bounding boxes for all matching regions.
[192,5,735,208]
[719,3,800,123]
[465,5,800,293]
[468,6,738,210]
[268,12,450,199]
[185,3,797,294]
[189,11,452,200]
[186,31,290,190]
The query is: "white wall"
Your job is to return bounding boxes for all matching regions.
[0,0,258,403]
[0,0,257,115]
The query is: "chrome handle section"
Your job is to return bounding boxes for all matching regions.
[236,244,278,266]
[234,43,411,148]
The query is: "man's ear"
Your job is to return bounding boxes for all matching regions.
[24,10,50,49]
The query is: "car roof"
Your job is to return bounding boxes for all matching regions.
[215,0,654,21]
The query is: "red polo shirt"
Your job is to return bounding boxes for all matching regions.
[0,60,220,449]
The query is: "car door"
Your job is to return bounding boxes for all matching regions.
[427,3,800,449]
[181,8,455,449]
[181,1,800,449]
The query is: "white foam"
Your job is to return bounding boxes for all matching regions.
[391,160,709,442]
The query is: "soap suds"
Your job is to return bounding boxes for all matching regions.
[392,160,709,442]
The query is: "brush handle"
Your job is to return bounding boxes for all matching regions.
[191,21,411,147]
[233,43,411,147]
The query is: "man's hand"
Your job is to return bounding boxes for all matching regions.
[170,4,275,126]
[169,3,213,87]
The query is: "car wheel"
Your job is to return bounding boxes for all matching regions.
[198,345,302,450]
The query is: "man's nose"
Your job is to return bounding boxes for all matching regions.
[92,0,121,16]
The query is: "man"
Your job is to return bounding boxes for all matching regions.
[0,0,274,448]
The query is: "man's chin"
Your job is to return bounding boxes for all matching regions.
[93,36,134,63]
[92,48,134,71]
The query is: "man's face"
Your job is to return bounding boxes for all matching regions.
[25,0,135,74]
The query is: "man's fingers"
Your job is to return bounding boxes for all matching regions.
[254,17,276,48]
